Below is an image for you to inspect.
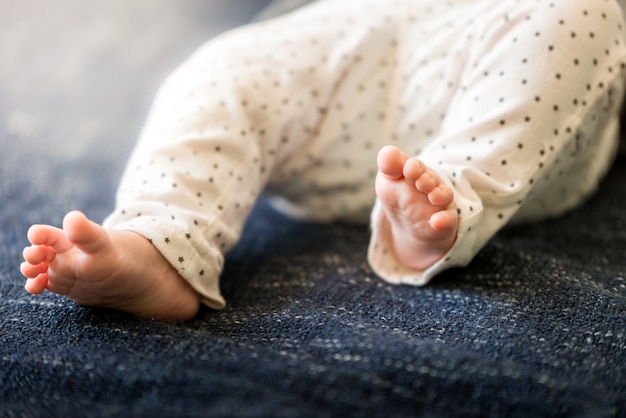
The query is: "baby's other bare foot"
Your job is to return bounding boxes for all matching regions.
[375,145,458,271]
[21,211,200,321]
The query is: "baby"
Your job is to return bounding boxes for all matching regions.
[21,0,626,321]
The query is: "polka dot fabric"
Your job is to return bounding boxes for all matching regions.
[103,0,626,308]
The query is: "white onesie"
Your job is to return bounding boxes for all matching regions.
[103,0,626,309]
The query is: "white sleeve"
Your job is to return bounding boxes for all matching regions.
[368,0,626,286]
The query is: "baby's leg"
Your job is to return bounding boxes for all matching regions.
[375,145,458,271]
[22,1,404,315]
[21,211,200,321]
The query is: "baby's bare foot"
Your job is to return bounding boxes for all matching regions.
[375,145,458,271]
[21,211,200,321]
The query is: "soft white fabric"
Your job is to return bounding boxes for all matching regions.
[103,0,626,308]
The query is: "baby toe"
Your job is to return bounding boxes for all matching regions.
[402,159,427,184]
[429,207,459,232]
[23,245,56,265]
[21,261,48,279]
[415,171,440,193]
[428,184,454,207]
[377,145,408,179]
[25,274,48,294]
